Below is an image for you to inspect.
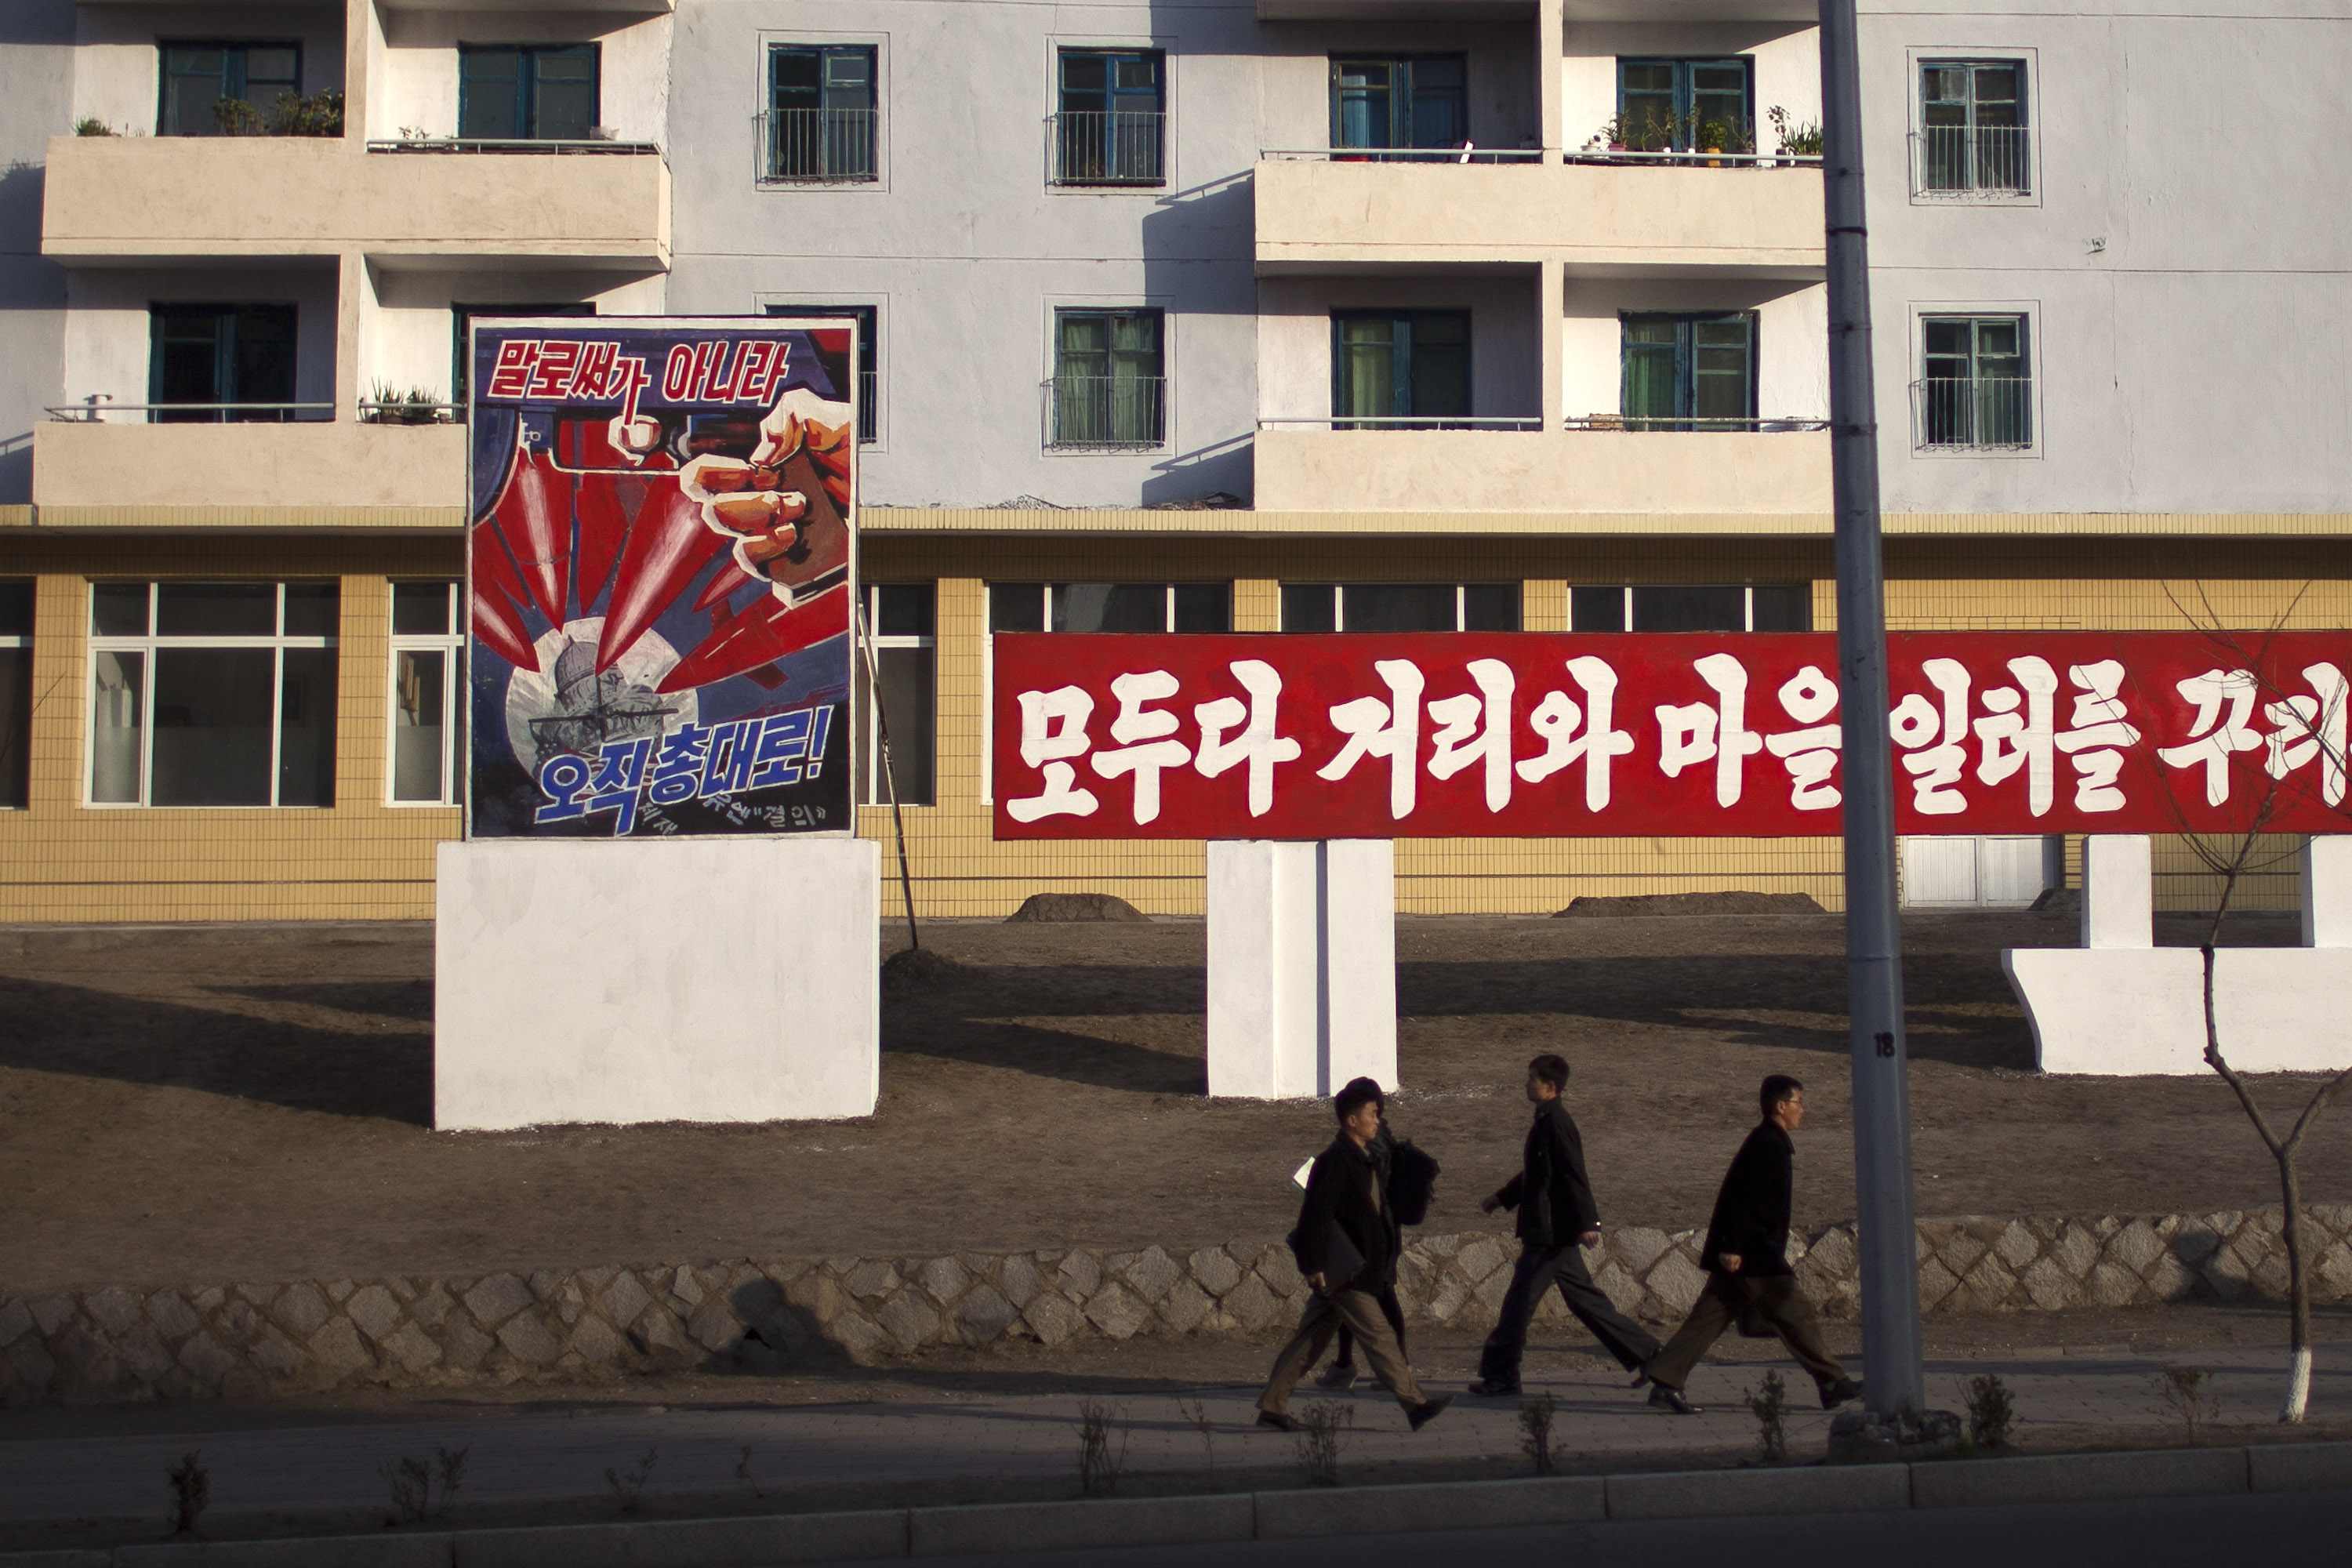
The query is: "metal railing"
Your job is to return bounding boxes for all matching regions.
[1049,111,1166,185]
[1563,147,1822,169]
[1911,125,2031,194]
[365,137,661,156]
[1566,415,1828,431]
[45,400,334,425]
[358,400,461,426]
[1264,145,1543,165]
[1047,376,1166,448]
[1259,415,1543,432]
[757,109,879,183]
[1911,377,2033,449]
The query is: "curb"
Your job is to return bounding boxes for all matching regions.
[16,1440,2349,1567]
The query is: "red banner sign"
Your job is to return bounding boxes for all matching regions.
[989,632,2352,840]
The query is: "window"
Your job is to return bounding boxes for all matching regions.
[158,42,300,136]
[768,303,878,443]
[766,45,877,182]
[1618,58,1752,152]
[1332,311,1470,427]
[150,304,299,423]
[989,583,1231,633]
[857,583,935,806]
[452,302,593,412]
[0,581,29,810]
[1918,315,2031,449]
[1280,583,1519,633]
[388,582,463,806]
[1570,584,1812,632]
[1330,56,1466,152]
[1621,313,1757,430]
[1054,49,1165,185]
[1050,309,1164,448]
[459,43,598,140]
[1918,60,2028,194]
[88,582,338,808]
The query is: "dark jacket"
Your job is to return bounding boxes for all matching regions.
[1293,1134,1400,1290]
[1490,1099,1599,1248]
[1700,1123,1796,1277]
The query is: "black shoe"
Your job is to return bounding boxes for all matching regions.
[1820,1377,1864,1410]
[1408,1395,1454,1431]
[1648,1383,1702,1415]
[1257,1410,1301,1432]
[1313,1363,1359,1391]
[1465,1377,1521,1398]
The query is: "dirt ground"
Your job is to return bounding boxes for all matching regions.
[1,909,2347,1294]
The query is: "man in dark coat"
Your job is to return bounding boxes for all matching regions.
[1643,1075,1863,1414]
[1468,1054,1661,1396]
[1258,1079,1452,1432]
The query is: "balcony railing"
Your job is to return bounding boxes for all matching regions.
[1259,416,1543,432]
[365,137,661,156]
[1911,125,2031,195]
[1049,111,1166,185]
[757,109,879,183]
[46,400,334,425]
[1566,415,1828,432]
[1047,376,1166,449]
[1912,377,2033,449]
[1563,147,1821,169]
[1264,145,1543,165]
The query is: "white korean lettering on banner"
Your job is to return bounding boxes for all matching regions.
[1516,656,1636,811]
[1427,659,1517,812]
[2263,662,2350,807]
[1973,656,2060,816]
[2157,669,2262,808]
[1090,670,1191,824]
[1195,659,1304,817]
[1007,685,1100,822]
[1319,660,1426,819]
[2054,659,2140,812]
[1762,664,1842,811]
[1657,653,1763,808]
[1891,658,1971,815]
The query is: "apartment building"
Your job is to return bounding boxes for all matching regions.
[0,0,2343,921]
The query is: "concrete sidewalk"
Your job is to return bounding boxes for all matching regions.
[1,1338,2344,1553]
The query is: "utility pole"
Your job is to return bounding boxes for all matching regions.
[1817,0,1926,1416]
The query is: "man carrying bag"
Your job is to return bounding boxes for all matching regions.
[1257,1079,1452,1432]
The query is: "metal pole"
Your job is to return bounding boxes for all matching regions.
[1817,0,1925,1417]
[856,599,922,954]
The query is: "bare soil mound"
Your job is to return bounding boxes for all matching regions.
[1004,892,1149,923]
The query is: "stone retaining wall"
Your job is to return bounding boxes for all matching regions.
[5,1206,2349,1405]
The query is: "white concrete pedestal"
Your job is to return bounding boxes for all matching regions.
[434,837,880,1129]
[1206,840,1398,1099]
[2003,833,2352,1075]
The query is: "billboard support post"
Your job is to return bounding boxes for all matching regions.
[1818,0,1927,1416]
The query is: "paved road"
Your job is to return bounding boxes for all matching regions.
[864,1490,2352,1568]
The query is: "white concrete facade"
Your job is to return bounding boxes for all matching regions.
[1205,839,1399,1101]
[434,837,880,1130]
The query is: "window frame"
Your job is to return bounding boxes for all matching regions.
[0,579,29,811]
[856,582,936,808]
[387,581,463,808]
[1328,53,1470,153]
[1911,307,2038,456]
[148,302,301,424]
[1279,583,1521,633]
[456,42,601,142]
[1330,310,1473,427]
[763,42,881,184]
[85,580,340,811]
[157,40,303,137]
[1618,311,1759,430]
[765,303,880,445]
[1907,47,2039,205]
[1050,46,1168,189]
[1615,56,1755,153]
[1046,306,1168,452]
[1568,583,1814,633]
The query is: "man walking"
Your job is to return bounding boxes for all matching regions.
[1468,1054,1660,1397]
[1643,1075,1862,1414]
[1258,1079,1452,1432]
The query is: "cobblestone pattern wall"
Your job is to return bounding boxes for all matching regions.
[5,1207,2348,1404]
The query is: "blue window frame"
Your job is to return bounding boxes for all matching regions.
[1051,310,1164,448]
[1620,312,1756,430]
[766,45,877,181]
[1054,49,1165,184]
[149,303,299,423]
[768,304,878,443]
[1331,311,1470,427]
[1330,56,1467,152]
[158,42,301,136]
[1617,57,1752,152]
[1919,314,2031,448]
[459,43,599,141]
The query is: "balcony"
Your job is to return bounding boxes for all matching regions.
[1909,125,2033,198]
[1047,111,1167,187]
[1254,155,1824,275]
[42,136,668,268]
[33,417,466,513]
[754,110,879,184]
[1253,424,1830,514]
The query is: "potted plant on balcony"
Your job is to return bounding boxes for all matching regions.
[363,384,448,427]
[1768,106,1824,164]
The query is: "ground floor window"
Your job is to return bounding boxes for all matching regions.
[87,580,338,808]
[0,581,29,808]
[989,581,1231,634]
[1280,582,1519,632]
[389,581,463,805]
[858,583,935,806]
[1570,583,1811,633]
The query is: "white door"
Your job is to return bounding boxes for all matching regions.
[1901,837,2049,906]
[1976,837,2048,906]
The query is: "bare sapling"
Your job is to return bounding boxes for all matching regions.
[2149,1363,2219,1442]
[1296,1402,1352,1487]
[1176,1397,1217,1475]
[1076,1399,1128,1495]
[1517,1392,1559,1475]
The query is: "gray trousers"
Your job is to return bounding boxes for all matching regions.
[1259,1285,1427,1416]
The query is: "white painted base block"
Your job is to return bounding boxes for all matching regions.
[2003,946,2352,1075]
[434,837,879,1130]
[1206,839,1398,1099]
